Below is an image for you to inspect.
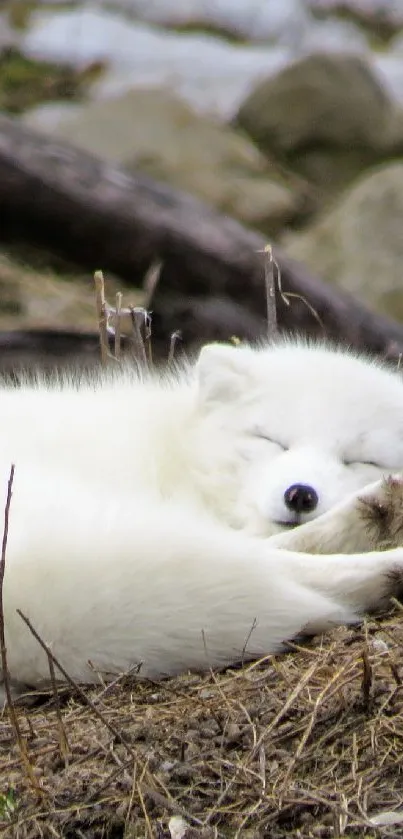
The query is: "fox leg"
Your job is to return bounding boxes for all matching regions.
[269,476,403,555]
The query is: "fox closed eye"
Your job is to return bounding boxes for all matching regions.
[252,431,288,451]
[343,459,381,468]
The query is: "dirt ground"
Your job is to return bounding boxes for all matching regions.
[1,612,403,839]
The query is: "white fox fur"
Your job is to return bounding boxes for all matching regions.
[2,338,403,697]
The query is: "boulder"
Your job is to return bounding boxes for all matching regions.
[236,52,403,194]
[32,88,304,235]
[284,162,403,320]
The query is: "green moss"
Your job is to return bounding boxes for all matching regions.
[7,1,76,30]
[164,20,250,45]
[0,47,103,114]
[310,5,398,47]
[0,789,17,821]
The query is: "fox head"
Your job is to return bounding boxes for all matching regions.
[193,339,403,533]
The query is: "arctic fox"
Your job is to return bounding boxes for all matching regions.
[2,338,403,698]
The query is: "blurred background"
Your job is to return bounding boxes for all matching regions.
[1,0,403,370]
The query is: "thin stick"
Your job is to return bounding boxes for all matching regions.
[279,659,353,792]
[129,307,148,370]
[249,659,320,763]
[143,259,162,310]
[137,777,154,839]
[0,465,43,796]
[143,311,153,369]
[16,609,137,760]
[94,270,110,366]
[260,245,278,338]
[45,645,70,761]
[84,753,135,804]
[259,246,324,333]
[280,291,324,330]
[84,750,203,827]
[274,261,324,330]
[114,291,123,360]
[85,658,143,696]
[0,466,16,712]
[241,618,258,666]
[168,331,182,365]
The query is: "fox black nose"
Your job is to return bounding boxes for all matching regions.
[284,483,318,514]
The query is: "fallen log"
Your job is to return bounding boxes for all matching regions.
[0,113,403,359]
[0,328,125,378]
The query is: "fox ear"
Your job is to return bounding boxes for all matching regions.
[196,343,253,406]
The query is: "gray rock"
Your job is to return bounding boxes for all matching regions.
[23,102,83,133]
[309,0,403,34]
[236,52,403,193]
[37,88,304,234]
[284,162,403,320]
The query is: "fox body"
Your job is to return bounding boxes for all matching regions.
[1,339,403,695]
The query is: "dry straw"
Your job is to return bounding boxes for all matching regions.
[1,621,403,837]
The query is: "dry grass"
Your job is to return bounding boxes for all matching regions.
[1,615,403,838]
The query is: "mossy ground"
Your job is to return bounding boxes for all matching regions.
[0,46,102,114]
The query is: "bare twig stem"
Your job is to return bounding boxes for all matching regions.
[94,270,110,366]
[168,331,182,365]
[17,609,137,760]
[0,465,44,796]
[143,311,153,368]
[114,291,123,360]
[46,646,70,761]
[129,307,148,370]
[261,244,278,338]
[143,259,162,310]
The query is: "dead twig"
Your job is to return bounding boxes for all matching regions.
[114,291,123,361]
[143,259,162,310]
[45,646,70,762]
[259,244,278,338]
[0,465,44,797]
[16,609,138,761]
[129,307,149,370]
[143,310,153,368]
[275,260,324,331]
[94,270,110,366]
[168,331,182,365]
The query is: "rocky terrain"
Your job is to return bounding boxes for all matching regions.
[1,0,403,357]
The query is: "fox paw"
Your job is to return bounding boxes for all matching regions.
[359,475,403,549]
